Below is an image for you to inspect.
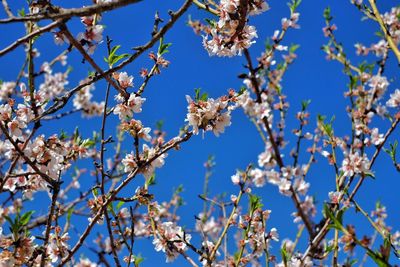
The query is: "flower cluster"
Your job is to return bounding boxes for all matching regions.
[185,93,237,136]
[382,7,400,44]
[39,71,68,100]
[387,89,400,108]
[46,228,70,263]
[0,227,36,266]
[77,15,104,54]
[201,0,269,56]
[122,144,166,178]
[114,92,146,120]
[341,151,370,177]
[153,222,192,262]
[0,81,16,102]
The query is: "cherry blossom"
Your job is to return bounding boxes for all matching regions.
[185,95,234,136]
[387,89,400,108]
[153,222,192,262]
[114,93,146,120]
[341,151,370,177]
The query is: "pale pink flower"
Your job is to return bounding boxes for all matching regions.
[122,152,137,173]
[387,89,400,108]
[250,168,266,187]
[153,222,191,262]
[341,151,370,177]
[268,227,279,241]
[231,172,241,185]
[117,72,134,89]
[329,191,341,204]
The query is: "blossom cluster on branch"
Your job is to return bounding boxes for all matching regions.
[0,0,399,266]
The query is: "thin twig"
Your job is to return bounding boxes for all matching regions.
[35,0,193,121]
[0,19,64,57]
[0,0,143,24]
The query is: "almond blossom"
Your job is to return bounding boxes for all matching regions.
[122,144,166,178]
[114,93,146,120]
[0,81,15,102]
[341,151,370,177]
[201,0,269,57]
[387,89,400,108]
[153,222,192,262]
[249,168,266,187]
[185,95,233,136]
[73,83,104,117]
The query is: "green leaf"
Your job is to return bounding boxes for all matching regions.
[249,194,263,213]
[116,201,124,211]
[111,54,130,66]
[105,45,130,67]
[317,115,335,137]
[134,254,145,266]
[195,88,201,101]
[358,61,375,73]
[265,38,272,51]
[194,88,208,101]
[204,18,217,27]
[92,188,99,197]
[324,243,334,254]
[108,203,117,217]
[383,141,398,162]
[238,86,247,96]
[20,211,34,226]
[18,8,25,17]
[156,120,164,131]
[200,92,208,101]
[363,170,375,179]
[81,138,96,148]
[301,99,311,110]
[323,6,332,21]
[323,203,344,231]
[366,250,388,267]
[349,75,358,89]
[66,207,74,223]
[383,235,392,262]
[73,127,80,143]
[174,184,184,194]
[60,130,69,140]
[289,43,300,54]
[158,38,172,56]
[146,174,156,186]
[346,259,358,266]
[288,0,301,14]
[281,243,289,265]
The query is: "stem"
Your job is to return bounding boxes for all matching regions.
[193,0,219,16]
[209,168,250,261]
[368,0,400,64]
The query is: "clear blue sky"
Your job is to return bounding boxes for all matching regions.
[0,0,399,266]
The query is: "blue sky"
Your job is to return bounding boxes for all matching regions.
[0,0,399,266]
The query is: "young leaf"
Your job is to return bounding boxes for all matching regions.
[20,211,34,226]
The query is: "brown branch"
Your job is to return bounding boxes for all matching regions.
[59,24,129,99]
[0,128,37,191]
[0,122,56,186]
[0,0,143,24]
[348,117,400,201]
[1,0,13,18]
[243,48,315,237]
[0,19,64,57]
[60,131,193,265]
[99,42,122,265]
[368,0,400,64]
[302,116,400,261]
[35,0,193,121]
[40,180,61,267]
